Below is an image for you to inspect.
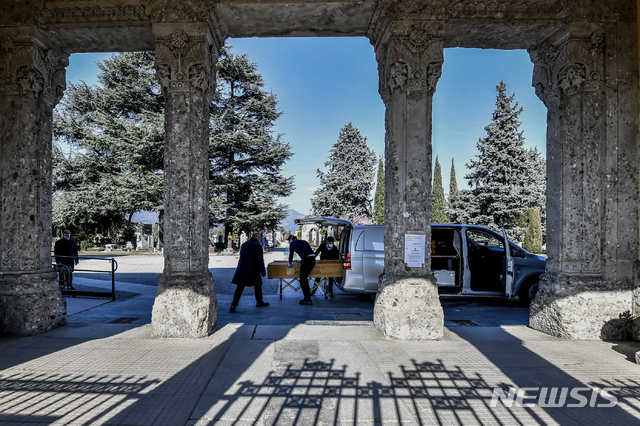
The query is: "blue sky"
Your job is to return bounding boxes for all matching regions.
[64,37,546,215]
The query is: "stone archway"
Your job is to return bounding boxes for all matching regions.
[308,228,318,246]
[0,0,637,341]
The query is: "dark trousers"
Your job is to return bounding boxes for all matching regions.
[314,277,334,293]
[300,255,316,301]
[232,284,263,306]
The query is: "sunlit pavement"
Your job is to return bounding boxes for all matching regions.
[1,253,640,425]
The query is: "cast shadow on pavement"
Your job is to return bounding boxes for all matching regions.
[106,326,640,425]
[449,326,640,425]
[2,323,640,424]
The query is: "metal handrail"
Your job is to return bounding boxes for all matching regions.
[52,254,118,300]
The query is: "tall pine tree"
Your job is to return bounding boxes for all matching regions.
[209,46,294,239]
[432,156,448,223]
[54,48,295,244]
[311,123,376,222]
[448,80,545,237]
[373,158,385,224]
[53,51,164,242]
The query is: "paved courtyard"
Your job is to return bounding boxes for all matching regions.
[1,251,639,425]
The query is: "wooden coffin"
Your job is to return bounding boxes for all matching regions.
[267,260,344,279]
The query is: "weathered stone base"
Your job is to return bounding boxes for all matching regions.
[0,271,66,336]
[530,273,634,340]
[633,278,640,341]
[373,275,443,340]
[151,273,217,338]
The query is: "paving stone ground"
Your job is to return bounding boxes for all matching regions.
[1,252,639,425]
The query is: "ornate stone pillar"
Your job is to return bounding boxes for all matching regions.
[151,22,219,338]
[367,13,444,340]
[0,27,67,335]
[529,22,639,339]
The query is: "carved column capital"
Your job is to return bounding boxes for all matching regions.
[0,32,68,106]
[529,29,604,105]
[153,23,218,98]
[372,20,444,103]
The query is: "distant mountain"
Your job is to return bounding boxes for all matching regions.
[131,209,305,230]
[280,209,306,232]
[131,211,159,224]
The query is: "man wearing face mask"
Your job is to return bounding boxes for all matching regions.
[314,236,340,300]
[54,229,79,289]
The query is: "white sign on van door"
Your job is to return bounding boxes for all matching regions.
[404,233,425,267]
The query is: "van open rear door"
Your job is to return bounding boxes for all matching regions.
[293,216,353,228]
[293,215,353,274]
[293,216,353,256]
[501,227,514,297]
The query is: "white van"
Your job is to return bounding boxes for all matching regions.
[293,216,546,305]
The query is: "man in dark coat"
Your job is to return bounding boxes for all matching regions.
[314,236,340,300]
[288,235,316,305]
[54,229,79,289]
[230,232,269,312]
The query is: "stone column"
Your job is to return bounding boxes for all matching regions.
[367,16,444,340]
[529,22,639,340]
[151,22,219,338]
[0,28,67,335]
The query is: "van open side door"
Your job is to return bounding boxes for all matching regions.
[502,227,514,297]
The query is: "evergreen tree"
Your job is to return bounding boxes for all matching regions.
[311,123,376,222]
[373,158,385,224]
[54,48,295,244]
[53,51,164,242]
[449,159,459,198]
[518,208,543,253]
[209,46,294,239]
[523,147,546,240]
[448,81,546,238]
[432,156,448,223]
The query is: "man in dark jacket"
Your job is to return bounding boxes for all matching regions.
[288,235,316,305]
[314,236,340,300]
[230,232,269,312]
[54,229,79,289]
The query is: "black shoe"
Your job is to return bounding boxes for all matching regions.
[325,292,334,300]
[256,301,269,307]
[311,288,317,296]
[299,300,313,305]
[230,305,236,313]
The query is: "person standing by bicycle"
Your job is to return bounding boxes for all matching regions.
[54,229,79,289]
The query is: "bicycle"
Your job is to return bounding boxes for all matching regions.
[54,263,73,290]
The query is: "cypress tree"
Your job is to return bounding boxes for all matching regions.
[311,123,376,222]
[449,159,459,198]
[432,156,448,223]
[373,158,385,224]
[519,208,543,253]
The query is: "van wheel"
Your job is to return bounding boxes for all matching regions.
[518,279,539,306]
